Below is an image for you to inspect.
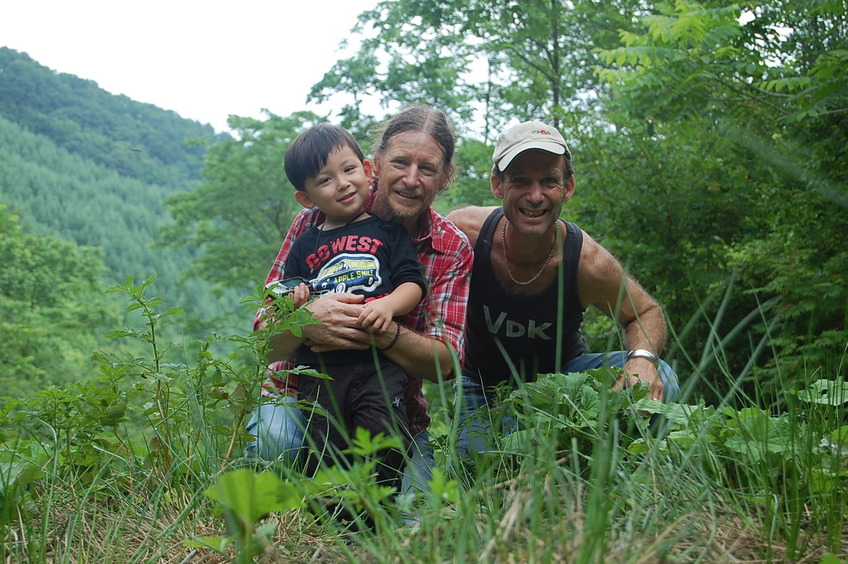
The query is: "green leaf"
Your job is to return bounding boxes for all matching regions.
[723,409,795,463]
[205,469,305,525]
[344,427,403,456]
[0,459,45,495]
[798,379,848,406]
[184,536,232,552]
[821,425,848,452]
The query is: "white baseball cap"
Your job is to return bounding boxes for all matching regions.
[492,121,571,171]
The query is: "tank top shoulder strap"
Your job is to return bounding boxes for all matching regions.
[474,208,504,258]
[560,220,583,295]
[475,211,582,292]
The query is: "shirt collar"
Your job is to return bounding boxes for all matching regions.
[414,207,453,255]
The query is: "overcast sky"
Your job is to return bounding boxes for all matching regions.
[1,0,379,133]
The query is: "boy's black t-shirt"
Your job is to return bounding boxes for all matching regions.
[284,215,426,365]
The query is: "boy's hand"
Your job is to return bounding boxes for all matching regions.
[357,299,394,333]
[291,283,311,308]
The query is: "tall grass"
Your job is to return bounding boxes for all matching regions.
[1,277,846,562]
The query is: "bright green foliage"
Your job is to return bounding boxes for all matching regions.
[598,3,748,120]
[423,369,848,560]
[592,1,848,394]
[0,205,118,395]
[0,275,845,560]
[723,407,799,467]
[597,1,848,123]
[0,50,233,329]
[308,0,645,136]
[436,136,495,213]
[162,112,328,292]
[0,116,181,283]
[485,370,848,502]
[0,436,47,532]
[191,469,305,562]
[497,370,651,456]
[0,279,280,561]
[193,431,405,561]
[194,431,410,561]
[568,112,785,399]
[2,277,191,482]
[308,0,481,124]
[798,379,848,406]
[472,371,848,558]
[630,389,848,501]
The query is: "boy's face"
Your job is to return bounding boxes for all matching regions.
[295,146,372,228]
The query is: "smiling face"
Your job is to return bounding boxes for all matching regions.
[492,149,575,237]
[295,146,372,229]
[371,130,451,233]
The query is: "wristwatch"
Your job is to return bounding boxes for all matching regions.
[627,349,659,367]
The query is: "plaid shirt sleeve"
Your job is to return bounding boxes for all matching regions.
[399,211,472,366]
[396,210,472,434]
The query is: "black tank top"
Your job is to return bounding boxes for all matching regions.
[462,208,587,388]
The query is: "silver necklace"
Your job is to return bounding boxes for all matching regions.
[501,219,559,286]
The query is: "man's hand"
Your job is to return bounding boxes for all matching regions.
[615,357,664,401]
[301,293,369,352]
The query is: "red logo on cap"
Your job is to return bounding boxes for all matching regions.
[534,130,550,135]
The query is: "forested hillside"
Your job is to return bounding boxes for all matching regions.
[0,204,119,396]
[0,48,238,330]
[0,48,220,185]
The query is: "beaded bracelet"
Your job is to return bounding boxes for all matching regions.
[380,322,402,351]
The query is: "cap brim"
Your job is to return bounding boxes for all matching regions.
[496,140,566,171]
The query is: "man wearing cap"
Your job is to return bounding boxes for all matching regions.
[447,120,680,456]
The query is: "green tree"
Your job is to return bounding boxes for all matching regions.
[308,0,645,138]
[0,47,222,186]
[162,112,328,292]
[0,115,228,327]
[0,205,119,397]
[595,0,848,395]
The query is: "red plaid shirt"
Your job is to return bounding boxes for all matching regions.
[254,189,472,434]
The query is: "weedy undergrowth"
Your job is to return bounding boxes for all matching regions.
[1,276,846,562]
[0,276,277,561]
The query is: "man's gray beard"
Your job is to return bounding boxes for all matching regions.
[376,190,421,222]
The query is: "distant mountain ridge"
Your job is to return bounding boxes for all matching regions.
[0,47,235,326]
[0,47,226,186]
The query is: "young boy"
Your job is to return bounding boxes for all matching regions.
[276,123,426,491]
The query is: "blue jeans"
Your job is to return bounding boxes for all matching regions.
[245,395,304,463]
[455,351,680,456]
[245,396,434,495]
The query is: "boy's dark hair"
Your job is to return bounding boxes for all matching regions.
[284,123,366,192]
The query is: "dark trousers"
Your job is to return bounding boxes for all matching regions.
[299,359,409,491]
